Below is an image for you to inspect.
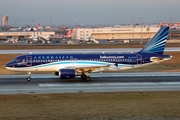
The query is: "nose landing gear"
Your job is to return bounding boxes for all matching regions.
[27,72,31,81]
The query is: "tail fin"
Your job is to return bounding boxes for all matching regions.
[139,26,169,54]
[64,29,73,38]
[36,24,41,29]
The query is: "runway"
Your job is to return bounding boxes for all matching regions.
[0,47,180,54]
[0,72,180,94]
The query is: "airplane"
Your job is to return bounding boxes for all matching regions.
[23,24,41,31]
[9,26,21,31]
[28,36,39,42]
[79,34,99,44]
[28,34,53,44]
[39,34,52,41]
[6,27,172,82]
[4,38,18,44]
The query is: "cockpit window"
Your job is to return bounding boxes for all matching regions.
[16,59,21,63]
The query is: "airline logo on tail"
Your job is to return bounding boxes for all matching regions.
[36,24,41,30]
[139,27,169,54]
[64,29,73,38]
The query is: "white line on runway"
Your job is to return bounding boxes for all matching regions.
[38,82,180,87]
[0,86,180,91]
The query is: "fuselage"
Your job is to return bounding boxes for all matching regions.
[6,52,172,72]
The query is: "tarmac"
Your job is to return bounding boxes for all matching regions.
[0,72,179,94]
[0,47,180,54]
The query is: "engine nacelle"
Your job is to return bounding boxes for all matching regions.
[55,72,59,76]
[59,69,75,79]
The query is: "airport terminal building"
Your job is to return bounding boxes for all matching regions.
[72,26,160,40]
[0,31,55,40]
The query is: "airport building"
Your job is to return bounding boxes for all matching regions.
[0,31,55,40]
[72,26,160,40]
[1,15,8,27]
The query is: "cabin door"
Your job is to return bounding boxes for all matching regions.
[136,54,142,64]
[26,56,32,66]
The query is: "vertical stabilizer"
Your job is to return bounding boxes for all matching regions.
[139,27,169,54]
[36,24,41,29]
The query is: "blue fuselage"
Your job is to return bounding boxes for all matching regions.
[6,52,171,69]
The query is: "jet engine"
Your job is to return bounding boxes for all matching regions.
[58,69,76,79]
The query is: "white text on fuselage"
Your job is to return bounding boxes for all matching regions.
[100,55,124,59]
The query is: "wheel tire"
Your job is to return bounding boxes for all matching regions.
[27,77,31,81]
[81,74,87,80]
[86,76,91,82]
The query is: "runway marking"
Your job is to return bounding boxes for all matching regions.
[38,82,180,87]
[0,86,180,91]
[88,72,180,77]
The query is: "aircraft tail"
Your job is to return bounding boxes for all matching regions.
[67,29,73,35]
[139,26,169,54]
[64,29,73,38]
[36,24,41,29]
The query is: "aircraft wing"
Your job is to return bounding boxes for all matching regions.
[55,62,117,73]
[66,65,110,73]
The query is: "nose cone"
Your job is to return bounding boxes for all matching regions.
[6,62,14,69]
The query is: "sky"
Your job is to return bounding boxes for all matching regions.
[0,0,180,27]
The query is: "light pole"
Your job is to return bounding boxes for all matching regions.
[15,21,17,27]
[32,20,34,27]
[50,20,52,27]
[140,17,143,44]
[170,18,172,40]
[132,18,134,41]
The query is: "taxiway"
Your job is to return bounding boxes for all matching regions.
[0,47,180,54]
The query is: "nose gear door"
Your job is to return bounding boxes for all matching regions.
[26,56,32,66]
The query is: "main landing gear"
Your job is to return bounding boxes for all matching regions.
[26,72,92,82]
[27,72,31,81]
[81,73,91,82]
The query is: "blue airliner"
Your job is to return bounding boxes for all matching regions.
[6,27,172,82]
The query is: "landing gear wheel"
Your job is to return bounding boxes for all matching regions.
[27,72,31,81]
[27,77,31,81]
[86,76,91,82]
[81,74,87,80]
